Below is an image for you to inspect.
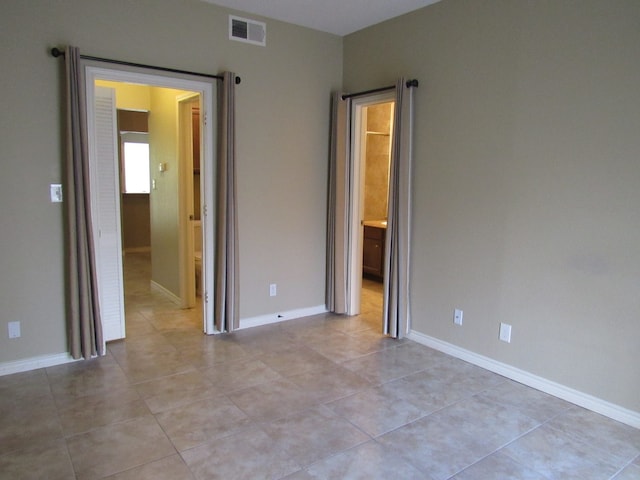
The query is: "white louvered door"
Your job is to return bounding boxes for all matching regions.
[89,86,125,342]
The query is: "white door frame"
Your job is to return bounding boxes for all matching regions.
[347,91,395,315]
[85,64,217,338]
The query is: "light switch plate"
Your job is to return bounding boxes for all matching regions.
[453,309,463,326]
[50,184,63,203]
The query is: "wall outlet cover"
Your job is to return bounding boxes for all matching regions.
[454,309,463,326]
[499,322,512,343]
[8,321,21,339]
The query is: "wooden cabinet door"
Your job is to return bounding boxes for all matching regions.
[363,226,384,278]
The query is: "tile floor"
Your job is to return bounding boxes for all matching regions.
[1,253,639,479]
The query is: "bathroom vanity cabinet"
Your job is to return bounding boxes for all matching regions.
[363,225,385,280]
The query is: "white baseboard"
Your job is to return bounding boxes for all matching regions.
[408,330,640,429]
[0,352,79,377]
[150,280,181,305]
[240,304,328,330]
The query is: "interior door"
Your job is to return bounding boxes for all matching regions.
[178,95,200,308]
[88,85,125,342]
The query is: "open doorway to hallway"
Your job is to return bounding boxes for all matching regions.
[87,66,216,342]
[95,80,204,335]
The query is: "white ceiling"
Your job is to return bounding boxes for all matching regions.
[201,0,442,36]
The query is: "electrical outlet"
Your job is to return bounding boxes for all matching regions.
[499,322,512,343]
[269,283,277,297]
[8,321,21,339]
[453,309,463,326]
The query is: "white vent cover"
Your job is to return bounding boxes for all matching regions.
[229,15,266,46]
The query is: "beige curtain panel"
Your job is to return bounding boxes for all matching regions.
[326,92,350,314]
[64,46,104,358]
[383,78,414,338]
[214,71,240,332]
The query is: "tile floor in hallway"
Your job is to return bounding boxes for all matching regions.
[1,253,639,479]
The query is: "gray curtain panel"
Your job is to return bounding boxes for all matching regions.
[214,72,240,332]
[383,78,414,338]
[326,92,350,314]
[64,46,104,358]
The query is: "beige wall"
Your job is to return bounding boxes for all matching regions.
[96,80,151,111]
[363,103,392,221]
[148,87,185,296]
[0,0,342,363]
[344,0,640,412]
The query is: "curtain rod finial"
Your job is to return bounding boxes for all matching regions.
[51,47,65,58]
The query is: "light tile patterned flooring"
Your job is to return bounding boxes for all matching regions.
[1,253,639,479]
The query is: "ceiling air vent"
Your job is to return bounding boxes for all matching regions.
[229,15,266,47]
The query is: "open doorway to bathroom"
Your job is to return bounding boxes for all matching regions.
[351,96,395,326]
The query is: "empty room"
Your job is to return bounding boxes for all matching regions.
[1,0,639,478]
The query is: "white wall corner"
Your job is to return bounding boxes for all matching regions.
[408,330,640,429]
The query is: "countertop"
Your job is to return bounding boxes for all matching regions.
[363,220,387,229]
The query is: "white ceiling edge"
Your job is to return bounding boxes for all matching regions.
[200,0,442,36]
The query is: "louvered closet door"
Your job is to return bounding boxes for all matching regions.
[90,86,125,341]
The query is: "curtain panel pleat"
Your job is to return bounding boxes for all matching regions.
[214,72,240,332]
[64,46,104,358]
[383,78,414,338]
[326,92,350,314]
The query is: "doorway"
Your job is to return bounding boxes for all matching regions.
[348,92,395,321]
[360,101,395,327]
[85,65,216,346]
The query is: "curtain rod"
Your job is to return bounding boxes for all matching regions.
[341,79,418,100]
[50,47,241,84]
